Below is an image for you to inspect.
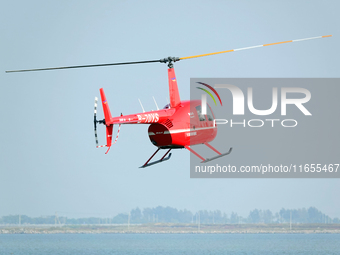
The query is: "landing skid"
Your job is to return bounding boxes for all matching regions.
[140,148,172,168]
[202,147,232,163]
[184,142,232,163]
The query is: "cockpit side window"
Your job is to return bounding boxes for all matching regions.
[195,105,214,121]
[195,105,206,121]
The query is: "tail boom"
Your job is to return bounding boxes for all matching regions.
[110,109,175,125]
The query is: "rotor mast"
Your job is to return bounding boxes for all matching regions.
[160,57,180,69]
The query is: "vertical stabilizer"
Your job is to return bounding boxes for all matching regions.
[99,88,113,124]
[105,125,113,150]
[99,88,113,152]
[168,68,181,108]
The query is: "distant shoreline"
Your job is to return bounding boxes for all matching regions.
[1,223,340,234]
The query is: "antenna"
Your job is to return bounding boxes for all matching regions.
[138,99,145,113]
[152,96,159,110]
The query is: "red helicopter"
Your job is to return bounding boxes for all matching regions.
[94,66,226,168]
[6,35,332,167]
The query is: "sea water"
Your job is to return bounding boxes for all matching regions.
[0,233,339,255]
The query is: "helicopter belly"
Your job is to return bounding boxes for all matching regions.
[148,123,217,148]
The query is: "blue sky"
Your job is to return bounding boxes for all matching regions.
[1,0,339,218]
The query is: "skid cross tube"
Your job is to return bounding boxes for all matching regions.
[185,144,232,163]
[140,148,172,168]
[184,145,205,161]
[204,142,221,155]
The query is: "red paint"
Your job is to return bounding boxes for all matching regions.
[168,68,181,108]
[98,67,227,164]
[100,88,113,123]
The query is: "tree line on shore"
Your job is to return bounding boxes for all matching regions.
[1,206,339,225]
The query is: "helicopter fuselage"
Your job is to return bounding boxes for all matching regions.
[148,100,217,149]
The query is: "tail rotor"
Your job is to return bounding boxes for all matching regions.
[93,97,105,147]
[94,97,99,147]
[93,91,120,154]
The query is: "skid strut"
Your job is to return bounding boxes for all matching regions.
[140,148,172,168]
[185,143,232,163]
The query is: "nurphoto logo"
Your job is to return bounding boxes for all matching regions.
[199,83,312,128]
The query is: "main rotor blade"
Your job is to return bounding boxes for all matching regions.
[6,59,161,73]
[180,35,332,60]
[6,35,332,73]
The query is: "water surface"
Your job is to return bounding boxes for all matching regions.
[0,233,339,255]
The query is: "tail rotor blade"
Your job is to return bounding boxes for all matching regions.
[94,97,99,147]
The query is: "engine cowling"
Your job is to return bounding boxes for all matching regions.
[148,123,172,148]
